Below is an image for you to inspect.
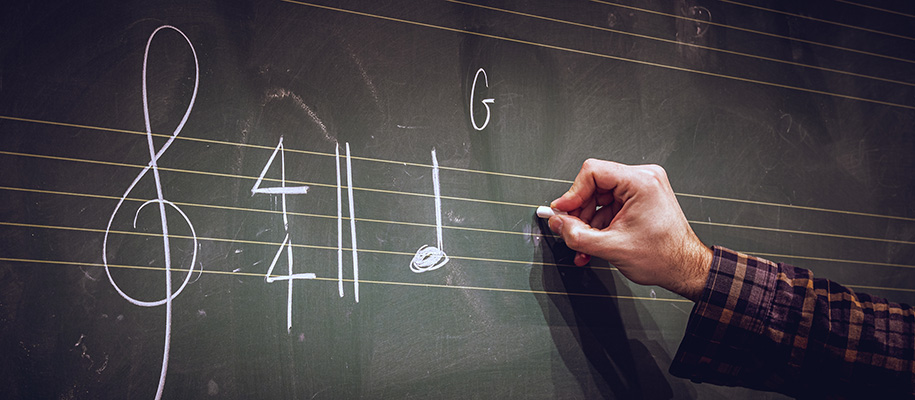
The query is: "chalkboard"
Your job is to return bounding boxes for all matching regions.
[2,0,914,398]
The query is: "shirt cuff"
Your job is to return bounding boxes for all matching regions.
[669,246,782,388]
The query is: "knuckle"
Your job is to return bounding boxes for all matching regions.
[641,164,668,185]
[563,225,584,249]
[644,164,667,177]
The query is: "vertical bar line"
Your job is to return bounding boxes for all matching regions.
[345,143,360,303]
[335,144,344,297]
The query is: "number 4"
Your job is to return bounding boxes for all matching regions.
[252,137,314,333]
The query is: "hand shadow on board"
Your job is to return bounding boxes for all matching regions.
[531,217,677,399]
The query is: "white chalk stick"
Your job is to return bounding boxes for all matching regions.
[536,206,567,218]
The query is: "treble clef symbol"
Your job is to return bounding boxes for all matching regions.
[101,25,200,400]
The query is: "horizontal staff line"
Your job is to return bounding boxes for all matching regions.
[448,0,915,87]
[0,115,570,184]
[348,155,572,184]
[591,0,915,64]
[0,220,609,271]
[4,215,915,276]
[4,152,915,246]
[0,149,538,209]
[834,0,915,18]
[280,0,915,109]
[691,220,915,246]
[0,257,668,302]
[0,185,548,238]
[677,193,915,223]
[4,254,913,297]
[4,182,914,248]
[590,0,915,65]
[717,0,915,41]
[357,277,683,302]
[3,115,914,222]
[5,216,915,293]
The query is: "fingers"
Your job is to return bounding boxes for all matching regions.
[590,205,615,230]
[574,252,591,266]
[578,196,599,224]
[546,159,634,267]
[543,160,712,298]
[551,159,626,212]
[545,211,603,267]
[547,214,612,260]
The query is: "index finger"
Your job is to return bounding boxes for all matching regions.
[551,159,628,212]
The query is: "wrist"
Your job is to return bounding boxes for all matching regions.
[669,242,713,302]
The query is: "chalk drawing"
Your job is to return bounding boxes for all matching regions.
[332,142,360,302]
[345,143,360,302]
[470,68,495,131]
[410,148,449,273]
[252,137,314,332]
[336,144,344,297]
[101,25,199,400]
[264,233,316,331]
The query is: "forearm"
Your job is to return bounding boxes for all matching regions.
[671,247,915,397]
[663,239,713,303]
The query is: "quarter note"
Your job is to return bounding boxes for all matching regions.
[410,148,449,273]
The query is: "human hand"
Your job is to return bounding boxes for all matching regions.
[547,159,712,302]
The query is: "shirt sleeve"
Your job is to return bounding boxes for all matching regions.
[669,246,915,398]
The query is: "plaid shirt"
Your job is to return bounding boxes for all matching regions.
[669,247,915,398]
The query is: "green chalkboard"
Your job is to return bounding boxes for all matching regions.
[1,0,914,398]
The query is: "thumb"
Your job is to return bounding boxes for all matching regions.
[549,214,607,256]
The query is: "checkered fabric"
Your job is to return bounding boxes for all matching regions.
[669,247,915,398]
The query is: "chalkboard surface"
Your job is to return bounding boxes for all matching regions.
[2,0,914,398]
